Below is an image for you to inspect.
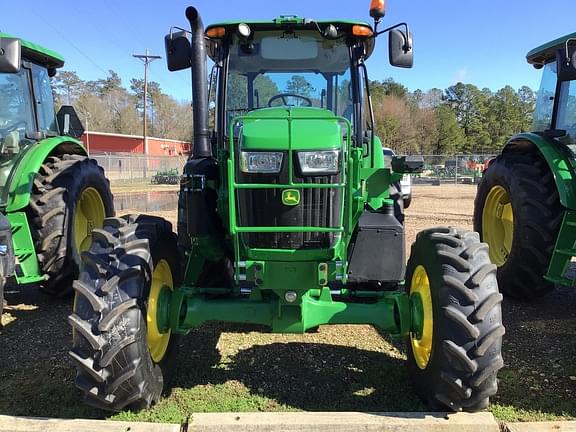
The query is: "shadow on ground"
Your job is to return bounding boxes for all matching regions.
[173,324,424,412]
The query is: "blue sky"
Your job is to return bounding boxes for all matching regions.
[2,1,574,101]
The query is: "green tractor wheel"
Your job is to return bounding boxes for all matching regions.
[406,227,504,411]
[69,215,181,411]
[473,151,563,299]
[27,154,114,295]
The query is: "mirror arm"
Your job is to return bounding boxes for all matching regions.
[169,26,192,40]
[564,38,576,66]
[375,22,408,37]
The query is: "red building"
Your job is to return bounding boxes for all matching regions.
[79,131,191,156]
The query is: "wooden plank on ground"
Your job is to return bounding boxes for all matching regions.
[190,411,499,432]
[0,415,181,432]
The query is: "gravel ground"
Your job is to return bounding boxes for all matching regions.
[1,185,575,421]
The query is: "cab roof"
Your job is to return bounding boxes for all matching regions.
[526,32,576,67]
[205,16,375,60]
[0,33,65,69]
[207,15,371,27]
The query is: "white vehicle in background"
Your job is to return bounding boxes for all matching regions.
[383,147,412,209]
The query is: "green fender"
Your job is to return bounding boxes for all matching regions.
[504,132,576,210]
[6,137,86,212]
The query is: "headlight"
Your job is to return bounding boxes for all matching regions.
[297,150,340,174]
[240,151,283,174]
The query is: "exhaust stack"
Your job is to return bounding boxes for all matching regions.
[185,6,211,159]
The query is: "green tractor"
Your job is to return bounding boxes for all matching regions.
[475,33,576,299]
[0,35,114,318]
[69,3,504,412]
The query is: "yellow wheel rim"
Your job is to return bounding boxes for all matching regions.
[74,187,106,253]
[410,265,433,370]
[482,185,513,266]
[148,259,173,363]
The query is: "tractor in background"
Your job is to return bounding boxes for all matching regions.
[0,35,114,319]
[475,33,576,299]
[69,2,504,412]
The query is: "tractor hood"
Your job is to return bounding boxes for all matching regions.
[240,107,343,151]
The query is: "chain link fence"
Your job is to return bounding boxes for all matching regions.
[92,152,497,186]
[408,154,497,185]
[91,153,187,184]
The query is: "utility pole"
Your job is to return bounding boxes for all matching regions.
[133,49,161,158]
[84,112,91,154]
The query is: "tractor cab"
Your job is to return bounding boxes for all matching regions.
[206,16,412,151]
[529,32,576,146]
[0,34,82,206]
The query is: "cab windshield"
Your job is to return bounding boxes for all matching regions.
[556,79,576,146]
[0,69,35,150]
[0,69,36,196]
[533,61,576,145]
[226,30,352,122]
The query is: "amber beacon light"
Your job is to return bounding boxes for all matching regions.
[370,0,386,20]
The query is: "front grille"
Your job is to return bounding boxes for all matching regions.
[236,153,342,249]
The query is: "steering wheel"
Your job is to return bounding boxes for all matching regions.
[0,120,27,136]
[268,93,312,107]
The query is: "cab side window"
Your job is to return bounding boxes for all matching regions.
[31,64,58,135]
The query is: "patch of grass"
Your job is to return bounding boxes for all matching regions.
[112,382,295,424]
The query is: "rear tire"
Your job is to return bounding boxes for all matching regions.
[27,154,114,295]
[473,151,563,300]
[69,215,181,412]
[406,227,504,411]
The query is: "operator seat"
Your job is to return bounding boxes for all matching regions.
[2,131,20,155]
[0,131,20,187]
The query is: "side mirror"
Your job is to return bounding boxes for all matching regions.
[558,43,576,81]
[165,31,191,71]
[0,37,21,73]
[389,29,413,68]
[56,106,85,139]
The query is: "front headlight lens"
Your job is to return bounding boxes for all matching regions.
[240,151,283,174]
[297,150,340,174]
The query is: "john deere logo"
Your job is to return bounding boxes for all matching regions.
[282,189,300,206]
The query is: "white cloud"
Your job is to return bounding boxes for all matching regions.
[452,67,469,84]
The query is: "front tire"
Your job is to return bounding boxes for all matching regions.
[27,154,114,295]
[473,151,563,299]
[69,215,181,411]
[406,227,504,411]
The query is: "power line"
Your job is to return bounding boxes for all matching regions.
[133,49,161,159]
[29,8,108,75]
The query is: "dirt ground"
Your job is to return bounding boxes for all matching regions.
[0,185,575,421]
